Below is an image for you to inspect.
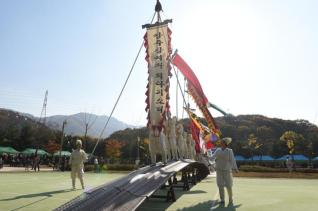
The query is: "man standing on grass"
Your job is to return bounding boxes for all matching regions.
[94,156,99,173]
[209,137,238,206]
[69,139,87,190]
[0,156,3,169]
[286,155,293,173]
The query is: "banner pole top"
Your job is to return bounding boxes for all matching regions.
[142,0,172,29]
[155,0,163,13]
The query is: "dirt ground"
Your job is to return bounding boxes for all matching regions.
[234,171,318,179]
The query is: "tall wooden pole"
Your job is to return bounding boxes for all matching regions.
[58,120,67,170]
[135,136,141,166]
[83,123,88,151]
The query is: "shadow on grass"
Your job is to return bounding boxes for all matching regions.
[139,197,242,211]
[199,179,215,184]
[182,190,207,194]
[1,189,74,211]
[178,200,242,211]
[138,189,208,210]
[0,189,73,201]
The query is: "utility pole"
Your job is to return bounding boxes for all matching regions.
[135,136,140,166]
[81,112,98,152]
[58,120,67,170]
[83,123,88,151]
[39,90,48,125]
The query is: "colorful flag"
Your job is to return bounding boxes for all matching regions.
[206,141,214,149]
[211,133,219,142]
[189,117,201,153]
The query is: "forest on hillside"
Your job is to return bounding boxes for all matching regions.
[1,108,318,163]
[216,115,318,159]
[105,115,318,163]
[0,109,60,151]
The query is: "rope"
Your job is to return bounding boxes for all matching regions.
[171,61,189,115]
[182,76,186,119]
[90,12,157,156]
[176,70,179,120]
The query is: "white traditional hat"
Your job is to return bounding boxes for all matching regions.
[222,137,232,146]
[76,139,82,146]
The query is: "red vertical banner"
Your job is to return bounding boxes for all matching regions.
[172,54,208,105]
[172,53,220,134]
[189,117,202,153]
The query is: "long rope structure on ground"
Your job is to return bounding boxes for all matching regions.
[55,160,210,211]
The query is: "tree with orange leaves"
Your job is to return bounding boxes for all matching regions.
[105,139,123,162]
[45,140,60,154]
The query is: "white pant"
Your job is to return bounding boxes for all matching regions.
[216,170,233,188]
[216,170,233,202]
[71,165,84,188]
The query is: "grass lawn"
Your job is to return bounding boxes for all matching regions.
[0,171,127,211]
[138,175,318,211]
[0,171,318,211]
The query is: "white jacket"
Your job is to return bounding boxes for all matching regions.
[210,148,238,171]
[69,149,87,168]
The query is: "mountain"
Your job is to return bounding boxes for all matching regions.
[0,108,42,131]
[46,112,134,138]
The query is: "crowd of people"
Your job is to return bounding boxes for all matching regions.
[0,153,50,171]
[0,151,106,173]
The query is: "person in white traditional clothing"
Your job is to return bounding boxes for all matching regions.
[209,137,238,206]
[169,116,178,160]
[94,157,99,173]
[176,122,185,158]
[188,134,196,160]
[69,139,87,190]
[149,129,168,164]
[286,155,293,173]
[0,157,3,169]
[159,130,168,163]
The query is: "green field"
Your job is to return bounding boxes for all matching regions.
[0,172,317,211]
[0,171,127,211]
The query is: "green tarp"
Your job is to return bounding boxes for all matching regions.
[21,148,49,156]
[0,146,20,155]
[53,151,71,157]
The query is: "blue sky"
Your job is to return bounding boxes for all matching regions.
[0,0,317,126]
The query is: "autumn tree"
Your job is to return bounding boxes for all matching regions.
[45,140,61,154]
[245,134,263,159]
[105,139,123,163]
[280,131,305,157]
[139,138,150,164]
[306,130,318,158]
